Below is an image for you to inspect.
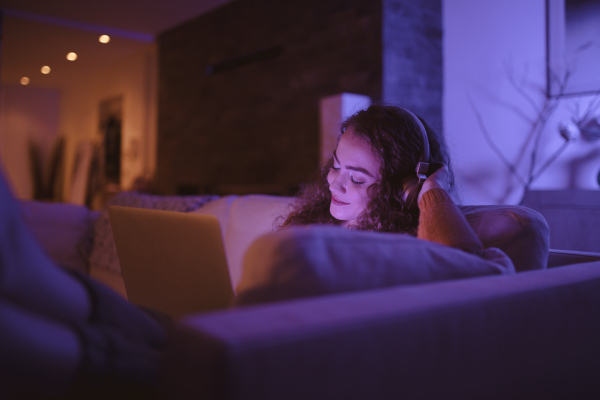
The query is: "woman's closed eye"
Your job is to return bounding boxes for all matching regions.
[350,176,364,185]
[331,164,365,185]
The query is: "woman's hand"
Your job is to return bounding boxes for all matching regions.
[417,163,450,207]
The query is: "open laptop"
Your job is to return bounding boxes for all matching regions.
[108,205,234,319]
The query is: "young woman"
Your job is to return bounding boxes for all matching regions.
[282,104,488,256]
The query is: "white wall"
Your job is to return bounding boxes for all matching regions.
[59,43,158,203]
[0,85,60,199]
[444,0,600,205]
[0,44,157,204]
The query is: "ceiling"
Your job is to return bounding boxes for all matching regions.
[0,0,233,89]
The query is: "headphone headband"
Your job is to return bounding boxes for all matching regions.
[398,106,430,210]
[399,107,430,165]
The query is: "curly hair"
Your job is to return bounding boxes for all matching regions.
[281,104,453,234]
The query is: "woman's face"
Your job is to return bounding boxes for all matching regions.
[327,128,381,227]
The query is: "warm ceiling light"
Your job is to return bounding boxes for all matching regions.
[66,52,78,61]
[20,77,30,85]
[99,35,110,43]
[41,66,51,74]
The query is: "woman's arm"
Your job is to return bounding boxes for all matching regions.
[416,165,483,255]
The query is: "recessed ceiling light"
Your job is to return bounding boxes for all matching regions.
[41,66,51,74]
[66,52,78,61]
[99,35,110,44]
[20,77,30,85]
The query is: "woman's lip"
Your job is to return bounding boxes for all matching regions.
[331,195,349,205]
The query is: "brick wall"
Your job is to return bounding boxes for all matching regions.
[383,0,443,134]
[157,0,441,195]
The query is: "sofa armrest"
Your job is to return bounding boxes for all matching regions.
[18,200,97,272]
[159,263,600,400]
[547,249,600,268]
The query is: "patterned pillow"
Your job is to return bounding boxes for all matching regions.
[88,191,218,274]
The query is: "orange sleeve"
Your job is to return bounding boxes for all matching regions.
[417,188,483,255]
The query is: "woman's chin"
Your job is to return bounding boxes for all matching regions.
[329,206,352,226]
[329,205,343,221]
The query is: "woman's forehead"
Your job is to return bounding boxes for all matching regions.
[336,129,381,176]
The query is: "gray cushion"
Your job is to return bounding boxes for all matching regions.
[236,225,515,305]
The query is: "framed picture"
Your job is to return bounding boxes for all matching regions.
[547,0,600,97]
[99,96,123,185]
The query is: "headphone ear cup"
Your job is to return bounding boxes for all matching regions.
[401,176,422,211]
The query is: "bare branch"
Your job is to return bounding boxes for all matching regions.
[528,68,571,180]
[468,95,526,184]
[471,61,579,202]
[531,140,570,181]
[575,92,600,125]
[504,61,542,115]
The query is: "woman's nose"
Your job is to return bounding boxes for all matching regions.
[329,173,346,193]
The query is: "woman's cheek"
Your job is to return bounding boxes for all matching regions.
[360,184,374,202]
[326,170,335,185]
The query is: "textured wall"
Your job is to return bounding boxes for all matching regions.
[383,0,443,134]
[157,0,441,195]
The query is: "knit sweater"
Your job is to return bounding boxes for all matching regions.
[417,188,483,256]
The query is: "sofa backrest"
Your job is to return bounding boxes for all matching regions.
[195,196,550,289]
[193,195,295,289]
[18,194,550,288]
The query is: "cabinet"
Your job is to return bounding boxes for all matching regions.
[522,190,600,253]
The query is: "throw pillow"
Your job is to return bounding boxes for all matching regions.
[236,225,515,305]
[459,205,550,272]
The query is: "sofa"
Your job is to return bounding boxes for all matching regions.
[17,192,600,399]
